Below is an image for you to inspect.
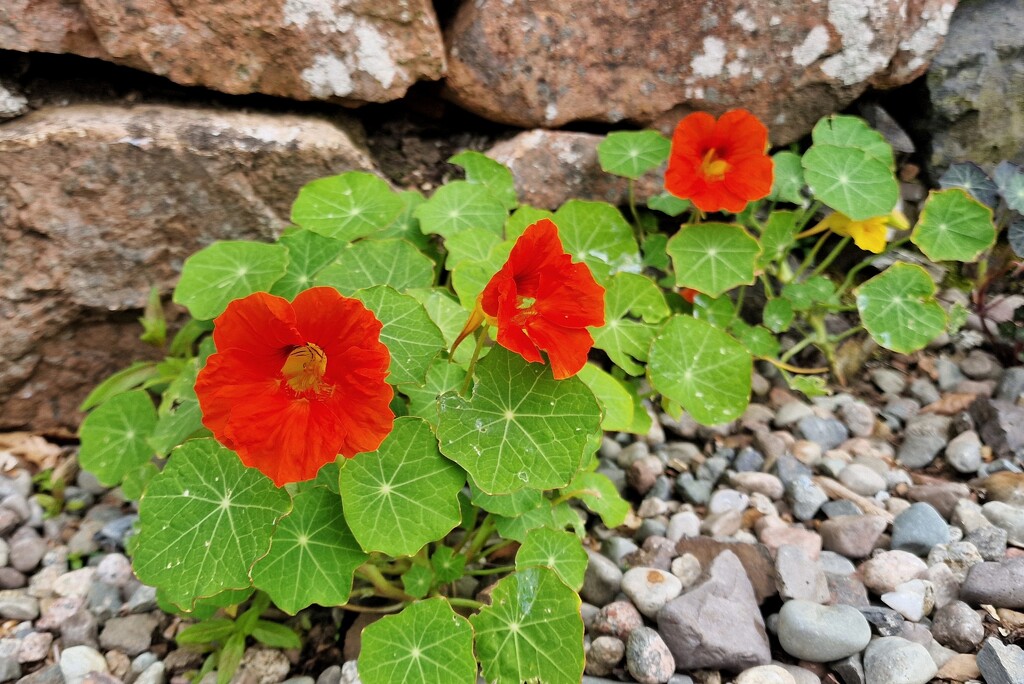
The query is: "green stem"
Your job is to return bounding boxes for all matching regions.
[467,565,515,576]
[779,336,815,363]
[760,273,776,299]
[446,597,486,611]
[733,286,747,324]
[465,515,497,564]
[811,236,851,277]
[356,565,414,602]
[628,180,644,241]
[829,325,865,344]
[794,231,830,280]
[460,329,488,395]
[479,539,518,558]
[794,200,823,232]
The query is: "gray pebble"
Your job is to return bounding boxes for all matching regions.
[983,501,1024,545]
[976,637,1024,684]
[996,367,1024,403]
[786,476,828,521]
[585,635,624,676]
[840,401,876,437]
[626,627,675,684]
[0,590,37,621]
[0,473,31,501]
[795,416,849,451]
[908,378,941,405]
[777,600,871,662]
[99,614,158,657]
[931,601,984,652]
[936,357,966,391]
[960,349,1001,380]
[316,665,342,684]
[775,402,814,427]
[582,550,623,607]
[665,512,700,542]
[18,664,63,684]
[18,631,52,664]
[871,368,907,394]
[965,524,1008,560]
[60,608,99,649]
[86,581,122,620]
[775,545,829,603]
[863,636,937,684]
[838,464,887,497]
[674,474,711,506]
[621,568,682,618]
[944,430,982,474]
[897,414,951,469]
[96,554,134,587]
[960,557,1024,608]
[601,537,638,569]
[60,645,109,684]
[891,503,950,556]
[859,606,905,636]
[8,529,46,574]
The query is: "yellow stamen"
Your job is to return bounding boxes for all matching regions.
[281,343,328,393]
[700,148,730,181]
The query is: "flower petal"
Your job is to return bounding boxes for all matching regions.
[714,109,769,158]
[525,317,596,380]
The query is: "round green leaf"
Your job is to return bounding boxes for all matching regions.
[911,188,996,263]
[554,200,642,281]
[149,361,206,456]
[250,486,367,614]
[516,528,588,591]
[758,210,800,267]
[939,162,1000,209]
[505,205,555,241]
[430,547,466,583]
[802,145,898,221]
[763,298,794,333]
[352,286,446,386]
[414,181,508,239]
[471,568,584,684]
[315,238,435,294]
[449,151,518,210]
[400,359,466,427]
[577,363,649,434]
[450,242,513,309]
[291,172,404,241]
[378,190,433,251]
[338,417,464,557]
[856,262,948,353]
[768,151,806,204]
[596,130,671,180]
[1009,216,1024,258]
[437,346,602,494]
[733,322,781,359]
[405,288,474,365]
[173,241,288,320]
[134,439,291,609]
[781,275,837,312]
[494,501,582,543]
[691,294,736,329]
[646,192,691,217]
[79,390,157,487]
[443,227,503,271]
[591,273,670,376]
[560,471,629,528]
[470,486,544,517]
[811,115,895,170]
[648,315,752,425]
[271,229,346,299]
[359,599,476,684]
[995,161,1024,213]
[666,223,761,298]
[402,565,434,599]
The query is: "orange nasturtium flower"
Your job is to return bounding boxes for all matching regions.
[195,287,394,486]
[804,210,909,254]
[456,219,605,380]
[665,109,774,213]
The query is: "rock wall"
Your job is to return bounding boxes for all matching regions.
[0,0,1003,431]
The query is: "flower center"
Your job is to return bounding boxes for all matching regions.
[700,148,730,181]
[281,343,328,394]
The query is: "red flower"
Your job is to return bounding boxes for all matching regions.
[478,219,605,379]
[665,109,774,213]
[195,287,394,486]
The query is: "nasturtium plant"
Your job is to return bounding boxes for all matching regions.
[79,106,996,683]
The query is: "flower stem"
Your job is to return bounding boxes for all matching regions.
[467,565,515,576]
[794,231,830,279]
[779,336,815,363]
[480,539,518,558]
[465,515,497,564]
[460,329,488,395]
[811,236,851,277]
[830,325,865,344]
[446,597,486,611]
[628,179,644,242]
[356,565,414,602]
[760,357,829,374]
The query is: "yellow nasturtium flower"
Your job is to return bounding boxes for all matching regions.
[805,210,909,254]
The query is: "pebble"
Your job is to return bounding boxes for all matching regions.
[621,568,683,618]
[976,637,1024,684]
[776,600,871,662]
[859,551,929,594]
[669,554,701,588]
[657,551,770,671]
[585,636,624,676]
[591,601,643,641]
[774,545,829,603]
[734,665,796,684]
[625,626,675,684]
[891,503,950,556]
[584,551,623,604]
[786,477,828,522]
[928,541,984,583]
[960,557,1024,608]
[983,471,1024,506]
[18,631,52,663]
[996,367,1024,402]
[931,601,984,652]
[774,401,814,427]
[95,554,134,587]
[60,645,109,684]
[0,590,38,621]
[820,515,887,559]
[983,501,1024,545]
[880,578,934,621]
[909,378,941,405]
[840,401,875,437]
[729,473,785,500]
[897,414,951,468]
[9,529,46,573]
[862,636,937,684]
[838,464,887,496]
[871,368,907,394]
[965,524,1008,560]
[944,430,983,474]
[795,416,849,451]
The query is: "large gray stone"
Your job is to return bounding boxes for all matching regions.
[923,0,1024,176]
[960,557,1024,608]
[657,551,770,672]
[863,636,938,684]
[977,637,1024,684]
[777,599,871,662]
